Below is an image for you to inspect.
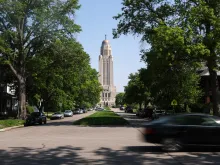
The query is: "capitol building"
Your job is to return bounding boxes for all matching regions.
[98,36,116,106]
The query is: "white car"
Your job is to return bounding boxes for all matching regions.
[96,107,104,111]
[51,112,64,120]
[64,110,73,117]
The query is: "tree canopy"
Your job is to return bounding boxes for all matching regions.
[0,0,102,118]
[113,0,220,115]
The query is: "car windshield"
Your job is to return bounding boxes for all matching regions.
[31,112,40,117]
[149,116,171,124]
[65,110,71,113]
[54,112,61,115]
[169,115,220,126]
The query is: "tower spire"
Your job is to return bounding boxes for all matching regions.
[105,34,107,40]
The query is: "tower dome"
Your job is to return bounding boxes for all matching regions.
[102,39,109,45]
[100,35,111,56]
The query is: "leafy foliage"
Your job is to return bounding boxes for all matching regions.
[113,0,220,114]
[115,93,125,106]
[0,0,101,117]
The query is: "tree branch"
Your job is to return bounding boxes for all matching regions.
[7,63,20,80]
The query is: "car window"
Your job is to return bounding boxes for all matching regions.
[172,115,217,126]
[31,112,40,117]
[150,116,171,124]
[201,117,217,126]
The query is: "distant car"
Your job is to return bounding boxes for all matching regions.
[64,110,73,117]
[96,107,104,111]
[152,110,166,119]
[51,112,64,120]
[142,113,220,151]
[81,108,87,113]
[73,109,80,114]
[24,112,47,126]
[125,107,133,113]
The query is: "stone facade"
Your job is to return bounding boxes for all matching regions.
[98,38,116,107]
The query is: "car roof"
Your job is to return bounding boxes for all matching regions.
[174,113,214,117]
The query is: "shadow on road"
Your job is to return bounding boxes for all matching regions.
[1,145,220,165]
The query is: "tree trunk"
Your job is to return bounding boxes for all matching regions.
[209,68,219,116]
[18,79,26,119]
[139,102,142,109]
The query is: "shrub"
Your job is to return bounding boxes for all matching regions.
[26,105,34,114]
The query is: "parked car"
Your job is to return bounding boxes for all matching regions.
[142,113,220,151]
[64,110,73,117]
[136,108,142,117]
[73,109,80,114]
[82,108,87,113]
[51,112,64,120]
[24,112,47,126]
[96,107,104,111]
[125,106,133,113]
[152,110,166,119]
[136,108,153,118]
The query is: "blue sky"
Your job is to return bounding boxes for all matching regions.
[75,0,147,92]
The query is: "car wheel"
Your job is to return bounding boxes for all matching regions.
[39,120,42,125]
[44,120,47,124]
[161,138,183,152]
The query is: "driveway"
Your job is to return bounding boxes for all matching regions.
[0,109,220,165]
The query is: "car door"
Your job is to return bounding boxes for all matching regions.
[172,115,206,145]
[201,116,220,145]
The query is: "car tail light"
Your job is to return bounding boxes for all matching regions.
[144,128,155,134]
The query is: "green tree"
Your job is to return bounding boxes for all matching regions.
[0,0,81,118]
[26,38,102,112]
[115,93,125,106]
[113,0,220,115]
[124,72,150,109]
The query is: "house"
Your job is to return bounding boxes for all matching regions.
[0,65,18,118]
[197,65,220,104]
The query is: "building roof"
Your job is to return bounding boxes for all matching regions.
[198,67,220,76]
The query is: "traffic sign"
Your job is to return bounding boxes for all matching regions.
[171,99,178,106]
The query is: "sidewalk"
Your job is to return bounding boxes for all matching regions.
[0,125,24,132]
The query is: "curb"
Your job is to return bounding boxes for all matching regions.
[0,125,23,132]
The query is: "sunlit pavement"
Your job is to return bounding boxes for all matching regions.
[0,109,220,164]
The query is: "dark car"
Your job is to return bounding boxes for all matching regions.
[152,110,166,119]
[125,106,133,113]
[142,113,220,151]
[137,108,153,118]
[24,112,47,126]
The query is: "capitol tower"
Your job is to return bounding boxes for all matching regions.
[98,35,116,106]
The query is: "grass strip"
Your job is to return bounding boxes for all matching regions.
[0,119,24,129]
[73,110,129,126]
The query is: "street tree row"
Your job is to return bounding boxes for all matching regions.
[113,0,220,115]
[0,0,102,119]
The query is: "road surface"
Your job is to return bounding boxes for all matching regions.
[0,109,220,165]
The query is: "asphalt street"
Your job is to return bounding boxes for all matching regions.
[0,109,220,165]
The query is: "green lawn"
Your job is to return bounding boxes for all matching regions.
[73,111,129,126]
[0,119,24,129]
